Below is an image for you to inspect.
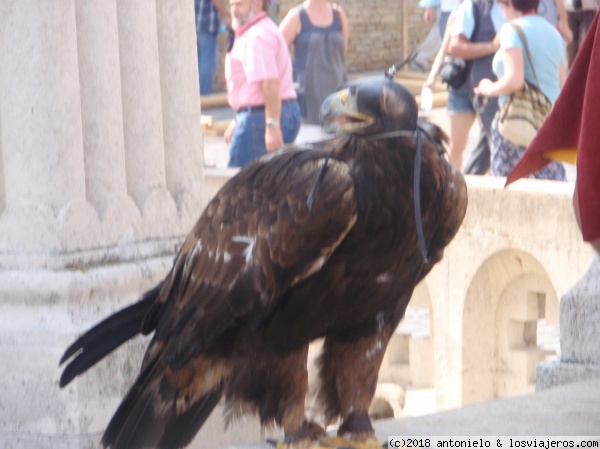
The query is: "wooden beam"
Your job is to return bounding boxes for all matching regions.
[200,92,229,109]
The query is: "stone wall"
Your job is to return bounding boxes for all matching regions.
[211,0,431,92]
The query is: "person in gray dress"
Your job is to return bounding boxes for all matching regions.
[280,0,349,143]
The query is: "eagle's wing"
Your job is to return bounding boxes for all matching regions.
[145,148,357,368]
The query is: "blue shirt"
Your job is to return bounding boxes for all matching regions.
[195,0,221,34]
[492,15,566,105]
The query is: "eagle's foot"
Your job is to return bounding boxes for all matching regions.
[268,420,327,449]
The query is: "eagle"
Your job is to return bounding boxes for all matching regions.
[59,77,467,449]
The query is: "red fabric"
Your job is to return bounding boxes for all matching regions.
[506,11,600,242]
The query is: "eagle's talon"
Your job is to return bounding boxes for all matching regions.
[304,419,327,438]
[272,421,321,449]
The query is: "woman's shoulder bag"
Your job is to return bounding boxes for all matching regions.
[497,23,553,148]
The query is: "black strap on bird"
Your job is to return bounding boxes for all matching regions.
[413,127,431,264]
[363,125,440,264]
[306,134,349,212]
[306,148,335,212]
[307,124,437,264]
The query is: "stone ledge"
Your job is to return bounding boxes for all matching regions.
[212,379,600,448]
[375,378,600,436]
[5,379,597,449]
[536,361,600,390]
[117,381,600,448]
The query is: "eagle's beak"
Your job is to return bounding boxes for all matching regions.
[320,87,375,135]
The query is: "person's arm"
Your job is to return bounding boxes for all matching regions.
[558,62,567,88]
[448,33,499,60]
[224,119,236,144]
[279,8,301,47]
[212,0,231,27]
[263,78,284,152]
[424,11,457,88]
[423,7,437,25]
[474,47,524,97]
[334,4,350,53]
[555,0,573,43]
[419,0,441,23]
[447,2,499,60]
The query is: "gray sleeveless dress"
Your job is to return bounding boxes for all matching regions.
[292,5,348,125]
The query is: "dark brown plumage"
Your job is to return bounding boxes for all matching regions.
[59,77,467,449]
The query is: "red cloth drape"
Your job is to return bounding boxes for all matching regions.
[506,12,600,242]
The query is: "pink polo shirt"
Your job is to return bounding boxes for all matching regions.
[225,12,297,111]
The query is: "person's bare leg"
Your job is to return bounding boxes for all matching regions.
[448,112,476,171]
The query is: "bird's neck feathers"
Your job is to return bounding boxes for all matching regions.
[347,134,416,168]
[342,136,417,213]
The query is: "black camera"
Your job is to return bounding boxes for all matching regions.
[573,0,582,9]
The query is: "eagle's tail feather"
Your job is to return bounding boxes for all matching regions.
[102,358,223,449]
[59,283,162,387]
[157,387,223,449]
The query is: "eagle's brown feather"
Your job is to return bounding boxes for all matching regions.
[150,150,358,371]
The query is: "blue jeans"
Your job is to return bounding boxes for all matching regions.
[439,10,452,38]
[228,100,302,167]
[196,30,218,95]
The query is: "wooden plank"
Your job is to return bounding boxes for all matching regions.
[200,92,229,109]
[394,71,430,81]
[416,91,448,109]
[201,119,230,137]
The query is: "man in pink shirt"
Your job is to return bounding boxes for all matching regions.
[224,0,301,167]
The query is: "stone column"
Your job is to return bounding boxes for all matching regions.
[156,0,206,223]
[74,0,130,217]
[117,0,168,211]
[0,0,85,215]
[0,1,207,447]
[0,114,5,213]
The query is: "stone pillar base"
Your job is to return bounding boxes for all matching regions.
[536,360,600,390]
[0,250,282,449]
[536,254,600,390]
[0,255,172,449]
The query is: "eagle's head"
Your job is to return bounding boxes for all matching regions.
[320,77,418,137]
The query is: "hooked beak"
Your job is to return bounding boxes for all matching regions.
[319,87,375,135]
